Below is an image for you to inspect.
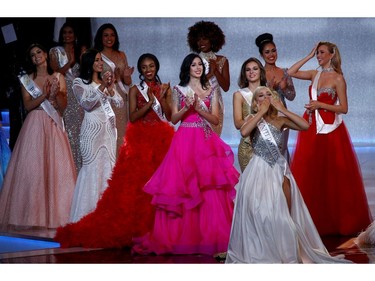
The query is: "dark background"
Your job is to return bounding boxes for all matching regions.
[0,18,91,149]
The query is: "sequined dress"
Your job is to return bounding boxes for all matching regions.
[68,79,123,223]
[49,46,83,173]
[291,86,372,236]
[54,82,174,248]
[226,122,351,263]
[101,53,129,158]
[132,85,239,255]
[237,88,253,172]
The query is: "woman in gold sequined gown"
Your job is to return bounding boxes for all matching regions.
[233,58,267,172]
[94,23,134,157]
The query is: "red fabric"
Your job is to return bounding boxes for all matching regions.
[291,87,372,236]
[54,120,174,248]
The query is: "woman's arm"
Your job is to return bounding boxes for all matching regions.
[129,86,155,123]
[233,91,246,130]
[287,44,318,81]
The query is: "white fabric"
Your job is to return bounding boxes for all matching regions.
[311,71,342,134]
[239,88,253,106]
[226,124,352,263]
[69,79,123,222]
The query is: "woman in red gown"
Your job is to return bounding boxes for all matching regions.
[54,53,174,248]
[288,42,372,236]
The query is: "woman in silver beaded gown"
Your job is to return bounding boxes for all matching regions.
[226,86,350,263]
[49,22,84,172]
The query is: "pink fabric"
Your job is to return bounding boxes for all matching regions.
[0,109,76,230]
[132,87,239,255]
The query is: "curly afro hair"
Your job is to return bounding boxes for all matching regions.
[187,21,225,53]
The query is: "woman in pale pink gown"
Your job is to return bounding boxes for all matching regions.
[0,43,76,232]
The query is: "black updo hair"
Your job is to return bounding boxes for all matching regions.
[255,33,275,54]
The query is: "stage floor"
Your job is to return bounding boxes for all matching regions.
[1,146,374,267]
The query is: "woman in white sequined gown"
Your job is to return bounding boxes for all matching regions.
[69,49,123,223]
[226,86,351,263]
[49,22,84,173]
[187,20,230,136]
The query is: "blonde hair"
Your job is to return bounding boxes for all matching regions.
[251,86,279,117]
[317,41,343,75]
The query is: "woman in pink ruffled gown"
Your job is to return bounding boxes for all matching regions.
[132,53,240,255]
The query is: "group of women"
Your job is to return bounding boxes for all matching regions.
[0,20,373,263]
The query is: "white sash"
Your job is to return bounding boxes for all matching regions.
[136,83,166,121]
[51,47,74,80]
[239,88,253,106]
[176,85,213,130]
[257,118,282,164]
[101,53,128,94]
[311,71,342,134]
[93,84,115,124]
[19,73,65,131]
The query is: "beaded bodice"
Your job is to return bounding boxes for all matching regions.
[252,122,283,167]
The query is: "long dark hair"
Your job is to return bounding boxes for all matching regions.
[58,22,81,64]
[137,53,161,90]
[25,43,54,79]
[178,53,208,89]
[79,48,101,84]
[94,23,120,51]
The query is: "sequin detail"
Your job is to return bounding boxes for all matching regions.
[252,123,283,167]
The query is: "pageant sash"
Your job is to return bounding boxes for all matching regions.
[311,71,342,134]
[18,73,65,131]
[176,85,214,130]
[257,118,282,165]
[51,47,74,80]
[239,88,253,106]
[136,83,166,121]
[101,53,128,94]
[94,84,115,125]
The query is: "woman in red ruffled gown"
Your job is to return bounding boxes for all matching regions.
[288,42,372,236]
[54,53,174,248]
[132,54,239,256]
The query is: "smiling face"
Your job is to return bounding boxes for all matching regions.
[62,26,75,44]
[93,53,104,73]
[140,57,157,82]
[245,61,261,83]
[197,36,212,53]
[316,44,333,68]
[29,46,47,66]
[102,28,116,49]
[261,42,278,65]
[189,57,204,79]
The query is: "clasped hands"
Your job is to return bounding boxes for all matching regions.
[101,71,115,96]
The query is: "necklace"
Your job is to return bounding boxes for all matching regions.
[199,51,217,62]
[322,67,334,73]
